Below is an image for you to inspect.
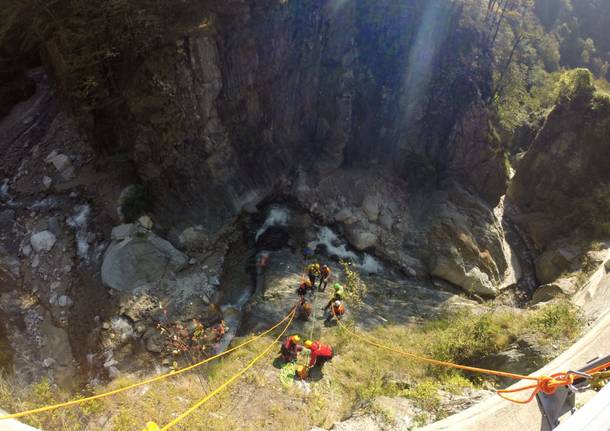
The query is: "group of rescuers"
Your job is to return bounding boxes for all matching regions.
[280,262,346,378]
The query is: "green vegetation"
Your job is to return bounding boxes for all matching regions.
[0,300,583,430]
[529,300,583,340]
[556,68,595,101]
[339,260,368,308]
[485,0,610,150]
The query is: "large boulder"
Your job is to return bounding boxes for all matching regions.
[431,256,495,297]
[178,226,208,250]
[101,229,188,292]
[362,195,380,222]
[344,225,378,251]
[530,277,577,304]
[534,245,581,284]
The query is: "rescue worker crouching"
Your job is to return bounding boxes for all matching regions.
[324,300,345,323]
[280,334,303,363]
[297,279,314,298]
[304,339,333,370]
[296,297,313,321]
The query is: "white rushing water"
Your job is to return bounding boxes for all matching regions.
[255,205,290,241]
[110,317,134,341]
[0,179,10,202]
[308,226,383,274]
[67,204,91,260]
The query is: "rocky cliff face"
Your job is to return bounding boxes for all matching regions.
[508,70,610,293]
[509,70,610,250]
[104,0,507,235]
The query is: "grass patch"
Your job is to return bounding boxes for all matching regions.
[527,300,583,340]
[0,301,584,430]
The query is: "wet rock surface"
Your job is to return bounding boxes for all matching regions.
[294,171,519,297]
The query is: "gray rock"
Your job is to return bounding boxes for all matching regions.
[372,396,415,430]
[208,275,221,286]
[42,358,56,368]
[431,256,496,297]
[334,208,357,225]
[57,295,74,307]
[379,212,393,230]
[344,226,377,251]
[101,232,188,291]
[47,216,61,237]
[362,195,380,222]
[327,414,384,431]
[46,153,75,180]
[145,332,165,353]
[531,278,576,304]
[605,259,610,273]
[30,230,57,252]
[535,246,581,284]
[179,226,208,250]
[42,176,52,190]
[21,244,32,257]
[138,215,154,230]
[111,224,135,241]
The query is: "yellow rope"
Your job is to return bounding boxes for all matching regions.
[157,309,296,431]
[0,311,294,421]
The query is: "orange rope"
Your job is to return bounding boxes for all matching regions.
[331,307,607,403]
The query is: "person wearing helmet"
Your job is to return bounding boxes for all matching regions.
[280,334,303,363]
[318,265,331,291]
[324,283,344,311]
[325,299,346,323]
[297,279,313,297]
[304,339,333,369]
[296,297,313,321]
[332,283,344,299]
[307,262,321,286]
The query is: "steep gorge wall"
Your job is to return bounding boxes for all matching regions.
[104,0,507,233]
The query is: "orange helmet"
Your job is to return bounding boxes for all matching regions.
[290,335,301,344]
